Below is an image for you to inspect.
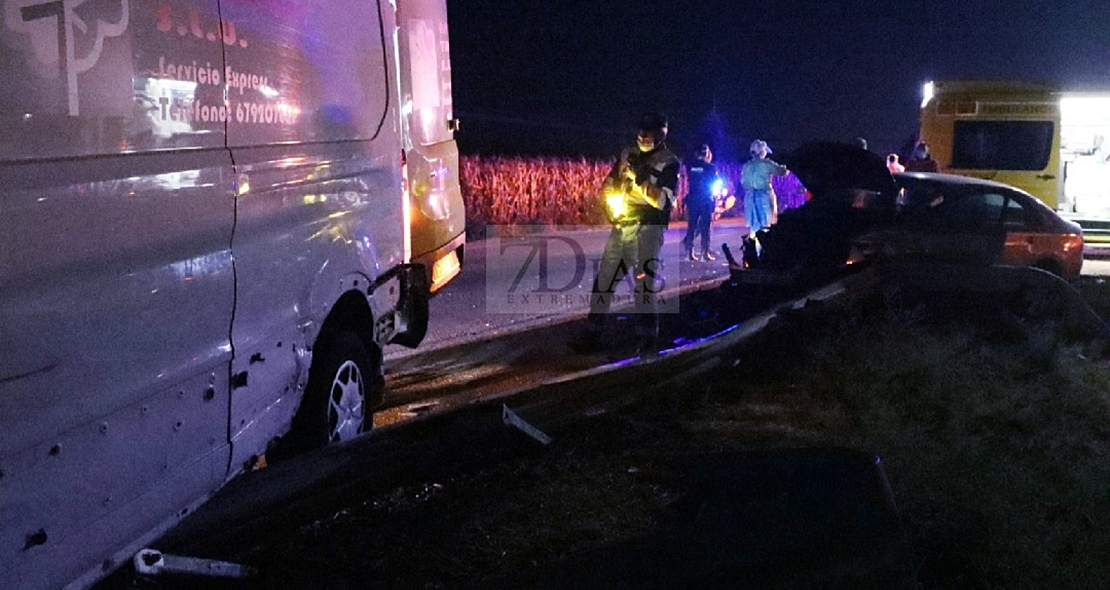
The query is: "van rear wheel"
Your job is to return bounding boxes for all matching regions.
[286,331,382,453]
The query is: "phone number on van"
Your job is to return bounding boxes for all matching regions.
[158,97,300,125]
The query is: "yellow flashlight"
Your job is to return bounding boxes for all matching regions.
[605,190,628,220]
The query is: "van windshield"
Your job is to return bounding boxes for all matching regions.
[951,120,1055,170]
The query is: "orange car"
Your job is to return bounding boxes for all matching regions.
[857,172,1084,280]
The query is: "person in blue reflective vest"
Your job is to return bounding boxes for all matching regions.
[570,112,680,354]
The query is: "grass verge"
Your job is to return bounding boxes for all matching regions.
[188,277,1110,590]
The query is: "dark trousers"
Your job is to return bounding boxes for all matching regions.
[587,223,667,338]
[682,200,713,252]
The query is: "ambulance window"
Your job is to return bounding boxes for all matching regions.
[402,2,454,145]
[951,120,1055,171]
[220,0,388,147]
[0,1,225,161]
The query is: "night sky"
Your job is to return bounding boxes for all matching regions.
[446,0,1110,161]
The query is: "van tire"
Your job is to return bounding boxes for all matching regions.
[285,331,382,454]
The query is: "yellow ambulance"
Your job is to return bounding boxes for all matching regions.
[919,80,1110,236]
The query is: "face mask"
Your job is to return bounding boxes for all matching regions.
[637,129,663,152]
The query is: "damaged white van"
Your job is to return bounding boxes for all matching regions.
[0,0,464,588]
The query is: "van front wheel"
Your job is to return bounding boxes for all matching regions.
[288,331,382,452]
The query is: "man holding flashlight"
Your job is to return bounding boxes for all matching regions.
[571,112,680,354]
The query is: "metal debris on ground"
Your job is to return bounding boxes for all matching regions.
[133,549,257,579]
[502,404,553,445]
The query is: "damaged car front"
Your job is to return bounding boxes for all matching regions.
[740,141,899,285]
[744,141,1082,283]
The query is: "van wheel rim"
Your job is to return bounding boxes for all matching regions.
[328,361,365,442]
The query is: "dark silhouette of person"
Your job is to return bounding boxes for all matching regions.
[682,144,720,261]
[905,141,940,172]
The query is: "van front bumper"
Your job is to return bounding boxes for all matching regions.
[369,264,429,349]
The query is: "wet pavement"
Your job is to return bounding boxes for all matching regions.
[377,220,757,428]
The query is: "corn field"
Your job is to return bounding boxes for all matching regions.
[460,155,807,232]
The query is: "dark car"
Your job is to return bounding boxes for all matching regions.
[761,142,1083,282]
[748,142,898,281]
[852,172,1084,280]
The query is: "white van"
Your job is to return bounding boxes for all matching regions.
[0,1,464,588]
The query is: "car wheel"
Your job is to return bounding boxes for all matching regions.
[286,331,382,452]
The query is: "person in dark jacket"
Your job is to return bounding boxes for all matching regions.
[905,141,940,172]
[682,144,720,261]
[571,112,680,353]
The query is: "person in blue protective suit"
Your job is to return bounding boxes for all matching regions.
[682,144,721,261]
[740,139,788,235]
[570,112,680,354]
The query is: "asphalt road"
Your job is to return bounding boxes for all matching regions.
[1081,246,1110,276]
[386,219,751,361]
[376,219,755,427]
[395,228,1110,365]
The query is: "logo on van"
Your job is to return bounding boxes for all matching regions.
[4,0,130,116]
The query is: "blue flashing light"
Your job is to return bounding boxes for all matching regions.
[711,178,725,196]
